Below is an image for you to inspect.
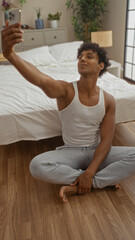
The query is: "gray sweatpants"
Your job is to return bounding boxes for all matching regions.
[30,145,135,188]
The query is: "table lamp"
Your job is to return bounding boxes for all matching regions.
[91,30,113,47]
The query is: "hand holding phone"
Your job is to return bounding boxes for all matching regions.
[2,22,23,59]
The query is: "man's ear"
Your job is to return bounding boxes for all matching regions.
[99,62,104,70]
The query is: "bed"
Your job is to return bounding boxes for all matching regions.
[0,41,135,145]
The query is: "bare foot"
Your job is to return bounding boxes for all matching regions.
[59,185,77,203]
[115,184,121,190]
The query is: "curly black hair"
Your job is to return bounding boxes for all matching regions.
[77,42,111,77]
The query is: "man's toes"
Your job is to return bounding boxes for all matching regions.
[63,195,68,203]
[59,190,63,199]
[115,184,121,189]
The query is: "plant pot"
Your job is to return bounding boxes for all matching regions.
[50,20,58,29]
[35,18,44,29]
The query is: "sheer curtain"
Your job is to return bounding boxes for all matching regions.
[124,0,135,82]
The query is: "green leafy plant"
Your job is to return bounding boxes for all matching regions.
[19,0,26,7]
[66,0,108,41]
[34,7,42,19]
[47,12,62,21]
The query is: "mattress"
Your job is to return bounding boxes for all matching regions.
[0,43,135,145]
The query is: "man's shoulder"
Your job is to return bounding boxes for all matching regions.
[103,90,115,102]
[58,80,73,88]
[103,90,116,111]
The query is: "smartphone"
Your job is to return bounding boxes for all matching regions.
[8,9,21,25]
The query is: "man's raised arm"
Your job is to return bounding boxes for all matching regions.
[1,23,66,99]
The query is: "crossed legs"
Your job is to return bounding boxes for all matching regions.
[30,145,135,202]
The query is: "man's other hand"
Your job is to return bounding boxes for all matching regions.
[71,171,93,195]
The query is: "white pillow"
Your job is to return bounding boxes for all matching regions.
[17,46,57,66]
[50,41,83,63]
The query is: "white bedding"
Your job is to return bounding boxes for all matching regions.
[0,42,135,145]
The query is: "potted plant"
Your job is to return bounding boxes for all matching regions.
[47,12,62,29]
[19,0,26,7]
[66,0,108,41]
[34,7,44,29]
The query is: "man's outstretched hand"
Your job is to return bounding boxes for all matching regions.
[1,23,23,59]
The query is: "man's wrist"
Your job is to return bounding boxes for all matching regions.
[3,51,13,60]
[5,52,19,65]
[85,169,95,177]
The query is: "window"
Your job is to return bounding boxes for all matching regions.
[124,0,135,82]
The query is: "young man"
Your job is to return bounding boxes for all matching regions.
[2,23,135,203]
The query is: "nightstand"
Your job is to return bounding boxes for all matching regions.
[0,28,67,52]
[108,60,121,78]
[0,53,9,65]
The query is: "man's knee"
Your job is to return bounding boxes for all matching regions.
[29,153,57,182]
[29,155,41,179]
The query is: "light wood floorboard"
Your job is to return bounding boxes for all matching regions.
[0,122,135,240]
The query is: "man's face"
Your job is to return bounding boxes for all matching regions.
[77,49,103,77]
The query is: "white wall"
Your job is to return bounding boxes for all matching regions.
[102,0,127,68]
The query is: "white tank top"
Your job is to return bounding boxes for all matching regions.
[59,81,105,147]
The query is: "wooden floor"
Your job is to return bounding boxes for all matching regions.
[0,122,135,240]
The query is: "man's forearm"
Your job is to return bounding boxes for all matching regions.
[85,140,112,176]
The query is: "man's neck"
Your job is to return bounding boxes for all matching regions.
[78,75,98,95]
